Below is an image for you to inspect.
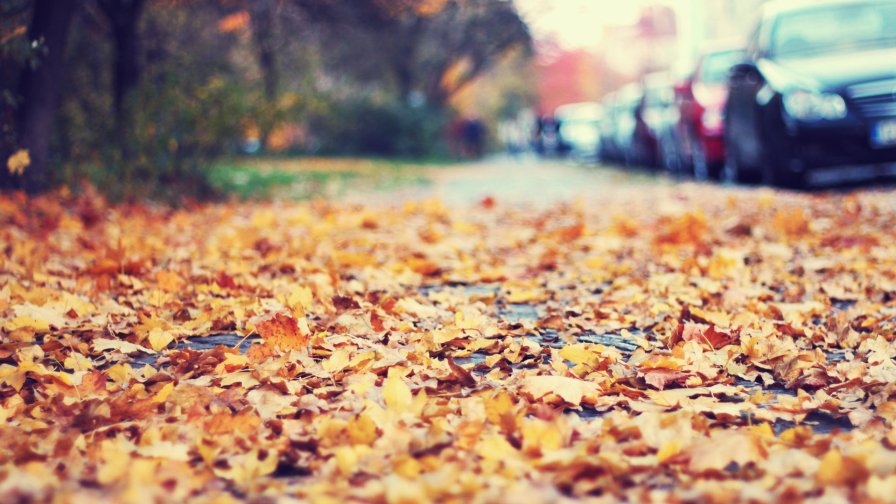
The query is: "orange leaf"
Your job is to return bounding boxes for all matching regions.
[156,270,185,292]
[256,313,309,352]
[247,343,276,363]
[206,409,261,435]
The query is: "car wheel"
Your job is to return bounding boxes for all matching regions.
[759,153,780,187]
[660,138,680,175]
[760,146,804,189]
[692,139,711,181]
[721,150,744,185]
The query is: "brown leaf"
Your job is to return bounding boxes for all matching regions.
[639,368,691,391]
[447,357,477,388]
[678,322,738,349]
[332,295,360,311]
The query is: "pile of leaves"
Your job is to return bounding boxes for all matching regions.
[2,185,896,502]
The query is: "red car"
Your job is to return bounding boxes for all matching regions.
[674,47,745,180]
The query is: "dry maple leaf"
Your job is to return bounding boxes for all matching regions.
[687,428,766,473]
[255,313,309,352]
[676,322,739,349]
[8,181,896,502]
[522,375,600,406]
[654,211,708,246]
[639,368,692,391]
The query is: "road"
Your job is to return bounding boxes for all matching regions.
[345,154,896,209]
[347,154,676,207]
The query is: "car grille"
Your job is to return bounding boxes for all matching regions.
[847,78,896,118]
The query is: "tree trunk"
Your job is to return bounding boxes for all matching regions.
[7,0,78,192]
[250,0,279,149]
[99,0,145,163]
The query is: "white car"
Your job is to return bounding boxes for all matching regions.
[554,102,603,162]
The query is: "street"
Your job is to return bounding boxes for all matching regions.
[6,154,896,500]
[348,155,671,206]
[347,153,896,209]
[6,0,896,501]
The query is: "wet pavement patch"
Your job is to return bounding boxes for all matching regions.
[132,333,259,368]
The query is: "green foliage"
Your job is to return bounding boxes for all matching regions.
[206,157,431,200]
[55,2,259,200]
[5,0,531,198]
[310,98,449,159]
[0,0,38,154]
[0,0,39,65]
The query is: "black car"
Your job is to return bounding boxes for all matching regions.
[724,0,896,187]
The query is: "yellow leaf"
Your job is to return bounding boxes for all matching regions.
[475,433,519,463]
[0,363,26,391]
[5,303,68,332]
[331,445,372,476]
[148,327,175,351]
[383,370,413,412]
[96,440,133,484]
[688,307,732,327]
[521,418,564,454]
[505,286,545,303]
[214,449,279,484]
[395,298,441,318]
[152,382,174,403]
[657,440,682,463]
[156,271,185,293]
[347,413,378,445]
[136,441,191,461]
[558,344,604,367]
[384,473,427,504]
[106,363,134,384]
[287,286,313,315]
[815,449,869,486]
[322,348,351,373]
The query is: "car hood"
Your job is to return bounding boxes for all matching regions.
[761,46,896,92]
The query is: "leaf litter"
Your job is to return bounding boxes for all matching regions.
[2,186,896,501]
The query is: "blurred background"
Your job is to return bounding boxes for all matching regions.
[2,0,894,200]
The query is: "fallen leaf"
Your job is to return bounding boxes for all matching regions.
[522,375,600,406]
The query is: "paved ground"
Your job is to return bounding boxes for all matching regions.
[342,154,896,209]
[348,155,674,207]
[9,155,896,501]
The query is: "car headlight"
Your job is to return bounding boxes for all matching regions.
[782,90,847,121]
[701,109,724,131]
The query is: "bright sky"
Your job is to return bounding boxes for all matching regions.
[514,0,646,49]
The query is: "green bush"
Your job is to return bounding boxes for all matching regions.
[310,98,448,159]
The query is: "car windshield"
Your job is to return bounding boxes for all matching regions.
[770,2,896,57]
[698,50,744,83]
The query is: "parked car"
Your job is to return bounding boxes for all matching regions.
[555,102,603,163]
[675,46,744,179]
[598,93,623,163]
[642,72,683,173]
[613,83,651,167]
[533,115,562,157]
[724,0,896,187]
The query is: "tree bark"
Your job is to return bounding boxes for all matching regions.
[98,0,145,163]
[7,0,78,192]
[251,0,279,149]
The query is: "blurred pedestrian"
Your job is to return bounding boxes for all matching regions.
[462,117,485,159]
